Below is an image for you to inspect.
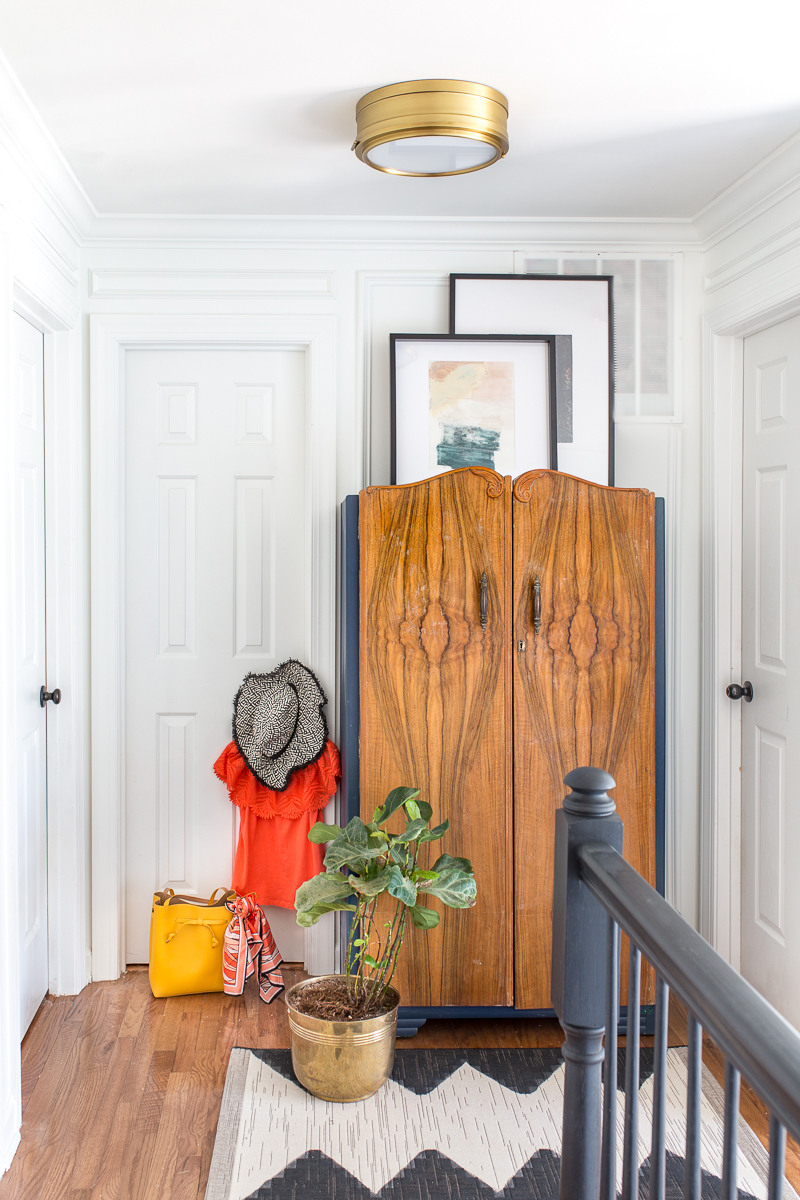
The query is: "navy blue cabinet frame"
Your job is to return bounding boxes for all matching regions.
[339,493,666,1036]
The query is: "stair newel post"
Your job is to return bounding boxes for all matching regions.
[551,766,624,1200]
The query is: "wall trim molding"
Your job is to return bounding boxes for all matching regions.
[0,49,95,244]
[88,267,335,298]
[695,130,800,252]
[89,313,337,981]
[81,213,700,251]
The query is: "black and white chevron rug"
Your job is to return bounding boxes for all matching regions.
[205,1047,796,1200]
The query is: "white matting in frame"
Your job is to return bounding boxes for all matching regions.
[450,274,613,485]
[390,334,556,487]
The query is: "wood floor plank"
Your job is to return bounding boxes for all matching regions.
[88,1005,166,1200]
[20,998,69,1106]
[118,968,155,1040]
[117,1047,177,1200]
[173,993,205,1073]
[156,996,186,1053]
[138,1071,191,1200]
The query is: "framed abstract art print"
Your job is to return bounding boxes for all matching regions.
[449,273,614,485]
[390,333,556,486]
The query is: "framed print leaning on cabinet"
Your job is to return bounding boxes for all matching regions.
[450,273,614,485]
[390,333,557,486]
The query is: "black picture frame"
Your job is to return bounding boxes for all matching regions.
[390,332,558,486]
[449,273,615,485]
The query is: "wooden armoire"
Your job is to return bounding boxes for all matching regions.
[340,467,662,1031]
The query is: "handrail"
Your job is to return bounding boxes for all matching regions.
[579,840,800,1142]
[550,764,800,1200]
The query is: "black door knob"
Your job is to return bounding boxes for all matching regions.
[726,681,753,702]
[39,686,61,707]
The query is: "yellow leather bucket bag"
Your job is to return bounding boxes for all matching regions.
[148,888,235,998]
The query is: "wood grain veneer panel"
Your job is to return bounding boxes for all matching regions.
[359,467,513,1007]
[512,470,656,1010]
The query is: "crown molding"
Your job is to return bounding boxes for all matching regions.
[0,49,96,245]
[693,129,800,252]
[81,212,700,251]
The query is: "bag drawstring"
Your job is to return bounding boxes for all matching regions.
[165,916,228,947]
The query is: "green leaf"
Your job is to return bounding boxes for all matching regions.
[420,867,477,908]
[431,853,474,875]
[394,818,427,844]
[323,817,386,871]
[419,819,449,843]
[363,954,380,969]
[379,786,420,825]
[295,871,355,914]
[389,843,406,866]
[405,799,421,821]
[349,866,394,897]
[409,904,440,929]
[296,899,357,927]
[413,869,440,881]
[387,865,417,906]
[307,822,343,844]
[416,800,433,822]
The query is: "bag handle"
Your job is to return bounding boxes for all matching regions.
[156,887,235,907]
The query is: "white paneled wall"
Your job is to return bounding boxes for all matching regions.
[78,243,702,948]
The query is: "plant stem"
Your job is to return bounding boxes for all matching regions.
[345,896,365,981]
[381,905,408,994]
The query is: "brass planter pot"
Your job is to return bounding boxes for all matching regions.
[286,975,400,1102]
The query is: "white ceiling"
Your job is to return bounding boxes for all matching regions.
[2,0,800,218]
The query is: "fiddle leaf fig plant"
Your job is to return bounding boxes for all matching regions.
[295,786,477,1011]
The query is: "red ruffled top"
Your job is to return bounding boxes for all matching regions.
[214,740,340,910]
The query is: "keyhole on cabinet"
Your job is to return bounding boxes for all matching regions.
[517,639,526,652]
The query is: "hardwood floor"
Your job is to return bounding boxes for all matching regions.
[0,971,796,1198]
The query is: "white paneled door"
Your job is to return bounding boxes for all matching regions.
[14,314,49,1035]
[125,349,308,964]
[741,315,800,1026]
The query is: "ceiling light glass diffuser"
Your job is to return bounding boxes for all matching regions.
[353,80,509,177]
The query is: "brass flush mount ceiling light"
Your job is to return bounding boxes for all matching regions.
[352,79,509,177]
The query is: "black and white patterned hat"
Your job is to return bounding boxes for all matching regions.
[233,660,328,792]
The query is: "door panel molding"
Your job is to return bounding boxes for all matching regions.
[702,285,800,966]
[90,314,337,980]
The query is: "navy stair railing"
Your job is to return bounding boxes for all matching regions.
[552,765,800,1200]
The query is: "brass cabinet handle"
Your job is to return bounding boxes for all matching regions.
[480,571,488,632]
[533,575,541,633]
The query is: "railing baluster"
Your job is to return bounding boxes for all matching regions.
[601,916,620,1200]
[768,1113,786,1200]
[649,975,669,1200]
[685,1013,702,1200]
[622,941,642,1200]
[720,1060,740,1200]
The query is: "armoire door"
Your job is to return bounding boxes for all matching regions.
[360,467,512,1006]
[513,470,655,1010]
